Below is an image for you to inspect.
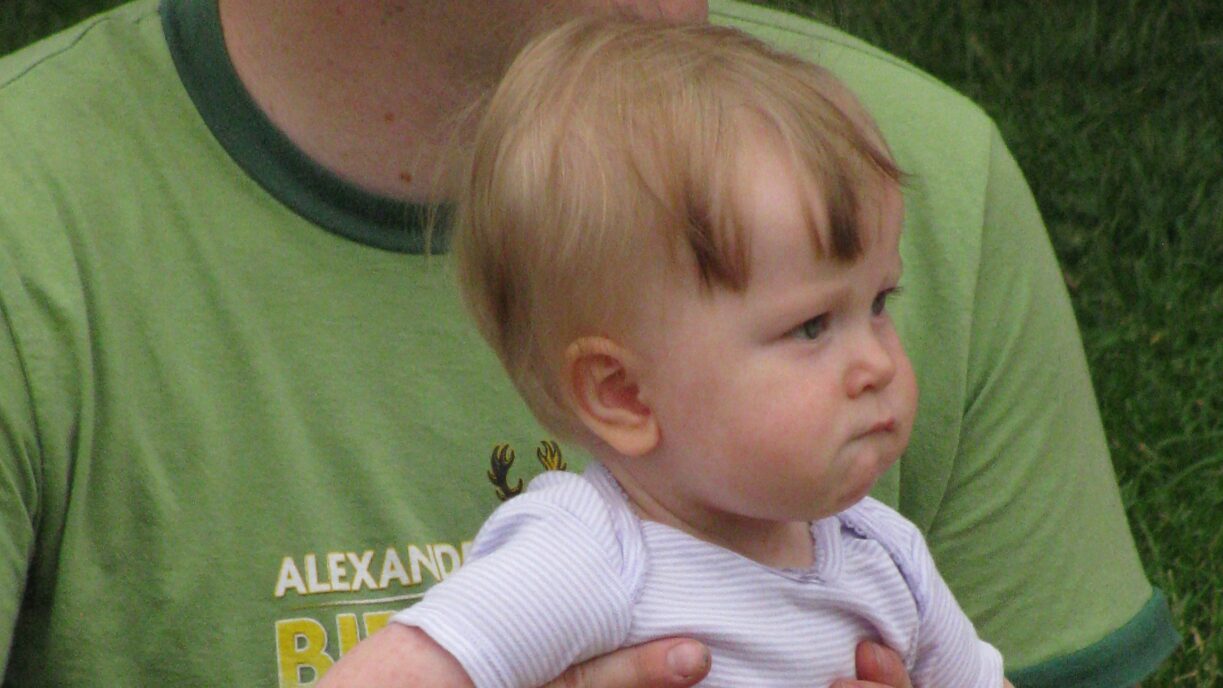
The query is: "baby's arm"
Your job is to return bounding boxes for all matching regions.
[319,470,648,687]
[318,623,474,688]
[320,628,711,688]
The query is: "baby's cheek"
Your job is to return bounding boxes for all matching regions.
[732,395,816,454]
[896,360,920,425]
[660,375,734,443]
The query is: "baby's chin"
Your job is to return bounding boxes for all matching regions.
[798,477,880,521]
[836,480,881,513]
[839,452,900,509]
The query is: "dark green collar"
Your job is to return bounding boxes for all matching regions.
[161,0,442,253]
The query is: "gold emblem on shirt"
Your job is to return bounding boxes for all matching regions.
[487,440,568,501]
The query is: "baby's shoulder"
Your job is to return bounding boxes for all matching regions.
[837,497,924,544]
[835,498,937,598]
[472,465,647,586]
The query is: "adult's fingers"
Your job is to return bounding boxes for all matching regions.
[830,640,914,688]
[542,638,710,688]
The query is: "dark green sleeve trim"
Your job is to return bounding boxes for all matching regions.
[1009,588,1179,688]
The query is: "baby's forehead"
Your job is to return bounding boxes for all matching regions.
[726,130,900,248]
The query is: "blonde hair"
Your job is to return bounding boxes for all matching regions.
[454,15,902,437]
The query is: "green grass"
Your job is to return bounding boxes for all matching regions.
[4,1,1220,685]
[0,0,125,53]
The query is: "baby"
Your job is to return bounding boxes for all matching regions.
[326,15,1007,688]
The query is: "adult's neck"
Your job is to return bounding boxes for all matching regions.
[216,0,533,202]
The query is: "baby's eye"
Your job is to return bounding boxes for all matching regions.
[871,287,902,316]
[791,314,829,340]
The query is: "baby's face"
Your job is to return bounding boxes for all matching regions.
[626,134,916,545]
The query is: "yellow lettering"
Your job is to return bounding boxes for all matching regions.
[275,557,308,598]
[363,611,395,637]
[275,618,334,688]
[336,613,361,657]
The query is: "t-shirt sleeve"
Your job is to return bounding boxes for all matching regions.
[0,183,80,672]
[925,125,1177,681]
[0,259,38,671]
[0,104,103,668]
[390,473,641,688]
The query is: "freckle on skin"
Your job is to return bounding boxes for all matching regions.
[384,112,396,123]
[399,172,413,185]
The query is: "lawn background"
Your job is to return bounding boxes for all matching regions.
[3,1,1219,685]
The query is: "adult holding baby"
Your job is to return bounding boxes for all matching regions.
[0,0,1176,686]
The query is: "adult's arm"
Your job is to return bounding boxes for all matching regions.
[0,246,40,671]
[918,125,1178,683]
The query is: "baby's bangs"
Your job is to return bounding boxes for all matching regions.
[758,65,904,264]
[687,117,754,292]
[618,66,757,293]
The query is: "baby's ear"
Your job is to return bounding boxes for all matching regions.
[563,337,659,457]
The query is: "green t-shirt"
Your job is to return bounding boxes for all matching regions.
[0,1,1177,686]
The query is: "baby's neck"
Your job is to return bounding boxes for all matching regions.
[602,461,816,570]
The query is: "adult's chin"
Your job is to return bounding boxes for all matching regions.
[606,0,709,22]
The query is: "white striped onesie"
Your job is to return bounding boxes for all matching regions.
[392,463,1003,687]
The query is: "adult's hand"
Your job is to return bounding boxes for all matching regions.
[832,640,1018,688]
[830,640,913,688]
[542,638,710,688]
